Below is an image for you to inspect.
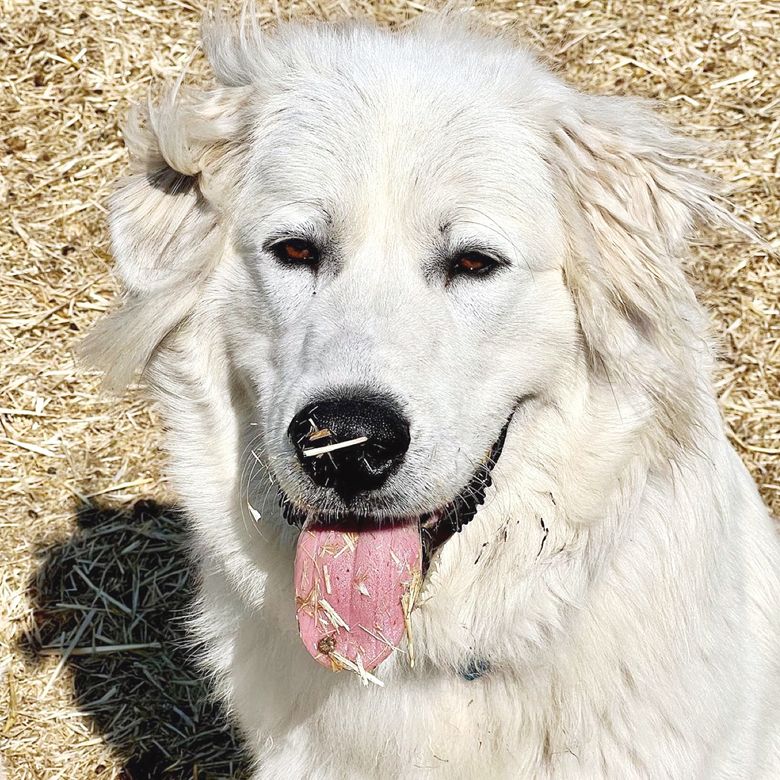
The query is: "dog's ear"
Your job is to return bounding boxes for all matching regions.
[82,84,249,389]
[548,93,751,440]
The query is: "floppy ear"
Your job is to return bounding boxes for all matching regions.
[83,84,249,390]
[548,93,751,441]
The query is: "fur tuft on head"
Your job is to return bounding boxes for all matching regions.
[81,75,250,390]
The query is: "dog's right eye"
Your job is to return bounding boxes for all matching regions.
[270,239,320,268]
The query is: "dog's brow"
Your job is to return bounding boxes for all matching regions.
[235,200,332,250]
[251,199,331,227]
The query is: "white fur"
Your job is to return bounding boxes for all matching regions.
[87,14,780,778]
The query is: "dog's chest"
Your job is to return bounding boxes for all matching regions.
[272,657,543,779]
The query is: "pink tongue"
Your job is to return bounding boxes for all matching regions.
[294,523,421,672]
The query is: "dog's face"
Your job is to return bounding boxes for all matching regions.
[223,50,580,535]
[94,19,727,605]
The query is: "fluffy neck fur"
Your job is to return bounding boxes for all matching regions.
[143,312,778,777]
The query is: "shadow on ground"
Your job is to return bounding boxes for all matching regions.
[20,499,251,779]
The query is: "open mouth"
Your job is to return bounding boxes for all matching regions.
[277,416,512,678]
[278,415,511,570]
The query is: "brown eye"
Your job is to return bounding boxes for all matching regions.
[451,252,498,277]
[272,238,319,267]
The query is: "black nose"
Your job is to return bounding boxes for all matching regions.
[288,395,411,498]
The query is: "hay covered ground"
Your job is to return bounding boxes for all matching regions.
[0,0,777,777]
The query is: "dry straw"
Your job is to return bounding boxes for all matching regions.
[1,0,777,778]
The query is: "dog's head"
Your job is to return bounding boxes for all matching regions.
[88,17,740,631]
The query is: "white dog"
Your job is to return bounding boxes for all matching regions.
[88,13,780,778]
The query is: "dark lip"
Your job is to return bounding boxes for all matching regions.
[277,414,514,571]
[418,415,511,567]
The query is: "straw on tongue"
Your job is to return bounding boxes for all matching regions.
[294,520,421,674]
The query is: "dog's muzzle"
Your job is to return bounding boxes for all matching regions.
[287,411,514,676]
[280,412,513,568]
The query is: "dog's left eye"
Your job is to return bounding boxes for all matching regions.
[450,252,498,278]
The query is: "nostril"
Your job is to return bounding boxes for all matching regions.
[288,394,410,497]
[362,441,405,473]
